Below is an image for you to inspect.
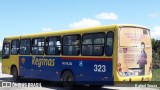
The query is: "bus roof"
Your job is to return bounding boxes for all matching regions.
[4,24,149,40]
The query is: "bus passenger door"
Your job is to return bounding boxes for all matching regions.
[1,41,11,74]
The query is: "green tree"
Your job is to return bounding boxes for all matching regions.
[152,38,160,69]
[0,51,1,57]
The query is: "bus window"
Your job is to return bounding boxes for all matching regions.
[20,39,31,55]
[11,40,19,55]
[62,35,80,56]
[32,38,45,55]
[46,36,61,55]
[143,29,148,35]
[2,42,10,59]
[82,32,105,56]
[105,31,114,56]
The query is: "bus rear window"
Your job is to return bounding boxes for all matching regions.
[119,27,151,47]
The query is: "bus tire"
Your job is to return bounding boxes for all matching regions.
[11,67,19,81]
[61,70,74,88]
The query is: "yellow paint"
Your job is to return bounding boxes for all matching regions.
[1,39,20,75]
[114,71,152,82]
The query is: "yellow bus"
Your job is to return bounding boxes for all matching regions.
[1,24,152,87]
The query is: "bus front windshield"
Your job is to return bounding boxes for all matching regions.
[118,27,152,77]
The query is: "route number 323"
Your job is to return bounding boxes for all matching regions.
[94,64,106,72]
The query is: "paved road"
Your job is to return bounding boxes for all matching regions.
[0,63,159,90]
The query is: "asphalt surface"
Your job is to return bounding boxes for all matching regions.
[0,63,159,90]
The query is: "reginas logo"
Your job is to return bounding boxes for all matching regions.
[32,57,55,67]
[21,57,26,64]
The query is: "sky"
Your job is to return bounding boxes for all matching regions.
[0,0,160,50]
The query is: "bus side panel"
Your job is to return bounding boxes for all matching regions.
[60,57,114,85]
[19,56,61,81]
[19,56,114,85]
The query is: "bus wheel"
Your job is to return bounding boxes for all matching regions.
[61,70,74,88]
[11,67,19,81]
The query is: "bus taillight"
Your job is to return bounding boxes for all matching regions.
[118,67,122,72]
[118,63,122,72]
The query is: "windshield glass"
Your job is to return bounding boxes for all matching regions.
[120,27,151,47]
[118,27,152,77]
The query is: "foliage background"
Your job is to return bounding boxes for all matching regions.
[152,39,160,69]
